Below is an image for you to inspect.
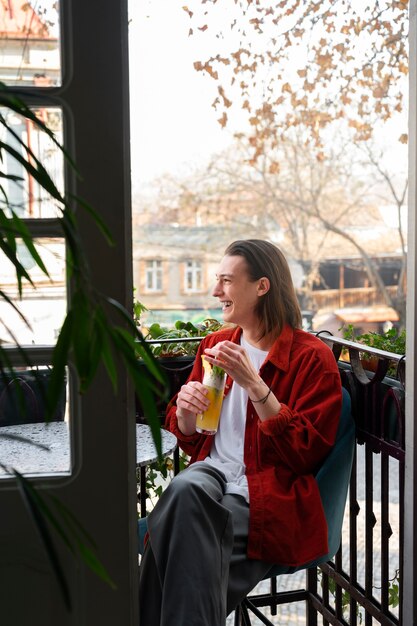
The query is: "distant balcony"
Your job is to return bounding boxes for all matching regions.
[310,286,399,311]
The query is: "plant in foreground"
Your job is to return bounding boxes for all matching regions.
[0,83,165,609]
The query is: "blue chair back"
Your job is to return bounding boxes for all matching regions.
[138,514,148,556]
[138,387,355,570]
[267,386,355,576]
[315,387,355,562]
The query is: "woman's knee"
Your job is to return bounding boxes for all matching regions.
[163,463,225,503]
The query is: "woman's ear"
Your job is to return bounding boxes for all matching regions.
[257,277,270,296]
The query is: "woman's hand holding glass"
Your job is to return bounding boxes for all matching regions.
[176,380,210,436]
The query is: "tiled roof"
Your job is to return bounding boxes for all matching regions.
[134,221,404,263]
[134,223,260,256]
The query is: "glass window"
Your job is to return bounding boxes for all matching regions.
[0,1,61,87]
[184,260,202,293]
[0,238,66,345]
[145,259,162,292]
[0,106,64,218]
[0,71,70,481]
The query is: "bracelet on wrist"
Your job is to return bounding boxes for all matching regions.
[250,387,272,405]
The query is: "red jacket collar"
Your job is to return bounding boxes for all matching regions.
[227,324,295,373]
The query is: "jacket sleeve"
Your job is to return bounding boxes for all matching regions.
[257,355,342,476]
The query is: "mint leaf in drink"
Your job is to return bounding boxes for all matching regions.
[212,365,225,377]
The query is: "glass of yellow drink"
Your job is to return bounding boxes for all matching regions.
[196,356,226,435]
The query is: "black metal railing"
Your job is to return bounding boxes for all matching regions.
[137,333,405,625]
[316,334,403,626]
[237,334,404,625]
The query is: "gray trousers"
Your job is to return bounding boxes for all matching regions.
[138,463,273,626]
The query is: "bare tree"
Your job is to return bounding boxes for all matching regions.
[134,128,406,323]
[357,142,408,322]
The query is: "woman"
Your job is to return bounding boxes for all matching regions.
[139,239,342,626]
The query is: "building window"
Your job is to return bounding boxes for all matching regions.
[145,260,163,292]
[184,260,202,293]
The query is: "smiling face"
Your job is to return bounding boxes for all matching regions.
[212,255,269,331]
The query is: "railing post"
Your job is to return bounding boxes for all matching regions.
[306,568,318,626]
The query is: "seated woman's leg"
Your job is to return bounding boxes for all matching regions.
[222,494,273,616]
[139,463,233,626]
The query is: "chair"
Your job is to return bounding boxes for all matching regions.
[236,387,354,624]
[138,387,355,624]
[0,368,66,426]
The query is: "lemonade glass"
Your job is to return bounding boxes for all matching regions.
[196,356,226,435]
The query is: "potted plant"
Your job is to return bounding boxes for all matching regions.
[341,324,406,378]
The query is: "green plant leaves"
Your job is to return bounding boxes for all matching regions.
[0,83,168,609]
[140,315,222,358]
[340,324,406,377]
[0,82,77,172]
[341,324,406,355]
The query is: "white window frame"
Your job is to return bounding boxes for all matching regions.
[184,259,203,293]
[145,259,163,292]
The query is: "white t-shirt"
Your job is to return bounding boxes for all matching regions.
[200,335,268,503]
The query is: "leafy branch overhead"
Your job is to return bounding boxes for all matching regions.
[186,0,408,161]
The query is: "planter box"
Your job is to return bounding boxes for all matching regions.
[338,361,404,447]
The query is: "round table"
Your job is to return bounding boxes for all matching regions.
[136,424,177,467]
[0,422,177,476]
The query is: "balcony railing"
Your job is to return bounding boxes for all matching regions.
[137,333,405,625]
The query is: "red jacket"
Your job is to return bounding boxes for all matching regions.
[166,324,342,566]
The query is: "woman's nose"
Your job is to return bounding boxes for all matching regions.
[212,281,222,297]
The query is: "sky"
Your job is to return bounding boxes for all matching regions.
[128,0,236,191]
[33,0,232,192]
[127,0,408,202]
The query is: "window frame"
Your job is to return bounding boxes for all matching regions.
[183,258,203,293]
[145,258,163,292]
